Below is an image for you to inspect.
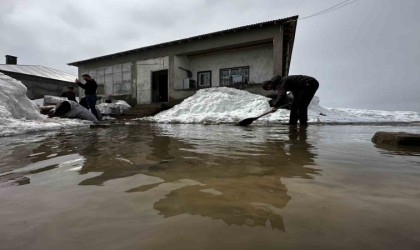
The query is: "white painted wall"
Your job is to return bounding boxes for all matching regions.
[188,44,273,87]
[136,57,169,104]
[173,55,190,90]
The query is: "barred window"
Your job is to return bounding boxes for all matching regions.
[219,66,249,87]
[197,71,211,87]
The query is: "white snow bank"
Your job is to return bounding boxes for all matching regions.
[142,87,420,124]
[0,73,42,120]
[143,87,269,124]
[0,117,91,137]
[0,73,89,137]
[97,100,131,116]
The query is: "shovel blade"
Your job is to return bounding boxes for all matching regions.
[237,117,257,126]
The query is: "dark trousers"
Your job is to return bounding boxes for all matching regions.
[289,80,319,126]
[86,95,99,120]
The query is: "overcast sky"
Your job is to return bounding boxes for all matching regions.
[1,0,419,111]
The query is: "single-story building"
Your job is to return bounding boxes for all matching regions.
[0,55,77,100]
[68,16,298,106]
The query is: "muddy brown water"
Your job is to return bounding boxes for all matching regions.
[1,124,420,250]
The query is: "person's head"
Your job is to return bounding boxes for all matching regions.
[262,80,275,91]
[49,101,71,117]
[66,86,75,93]
[81,74,91,81]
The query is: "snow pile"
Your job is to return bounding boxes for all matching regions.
[142,87,420,124]
[97,100,131,116]
[0,73,89,137]
[143,87,270,124]
[0,73,42,120]
[304,96,420,123]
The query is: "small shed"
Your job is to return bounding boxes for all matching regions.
[0,55,77,99]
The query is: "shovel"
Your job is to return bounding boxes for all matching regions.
[236,102,292,126]
[236,110,275,126]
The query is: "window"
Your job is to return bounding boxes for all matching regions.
[219,66,249,87]
[197,71,211,88]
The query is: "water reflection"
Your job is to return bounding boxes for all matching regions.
[0,132,77,187]
[374,143,420,157]
[125,124,319,231]
[0,124,319,231]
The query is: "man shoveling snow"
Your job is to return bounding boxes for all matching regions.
[262,74,319,126]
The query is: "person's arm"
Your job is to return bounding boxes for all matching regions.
[272,81,288,108]
[273,94,287,109]
[76,78,85,89]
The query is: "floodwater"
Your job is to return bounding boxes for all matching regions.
[1,123,420,250]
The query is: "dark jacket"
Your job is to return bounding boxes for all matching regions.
[77,79,97,95]
[271,75,317,107]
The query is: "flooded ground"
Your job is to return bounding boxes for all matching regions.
[1,123,420,250]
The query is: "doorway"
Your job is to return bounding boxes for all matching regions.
[152,70,168,102]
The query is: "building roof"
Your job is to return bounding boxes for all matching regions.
[0,64,76,82]
[68,15,298,66]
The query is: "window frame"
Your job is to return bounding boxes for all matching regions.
[197,70,212,88]
[219,66,250,87]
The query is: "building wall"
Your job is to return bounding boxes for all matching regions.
[189,43,273,86]
[173,55,190,89]
[74,25,285,106]
[136,57,169,104]
[0,71,77,99]
[170,55,196,103]
[169,43,274,102]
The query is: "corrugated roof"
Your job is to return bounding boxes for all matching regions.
[68,15,298,66]
[0,64,76,82]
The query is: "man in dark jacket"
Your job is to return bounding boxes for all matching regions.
[76,74,99,120]
[262,75,319,126]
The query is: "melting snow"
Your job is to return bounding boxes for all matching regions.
[0,73,90,137]
[1,72,419,138]
[142,87,420,124]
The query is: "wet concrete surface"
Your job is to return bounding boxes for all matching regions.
[0,124,420,249]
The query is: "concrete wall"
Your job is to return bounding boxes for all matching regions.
[170,55,197,103]
[169,43,274,102]
[173,55,191,89]
[188,43,273,86]
[0,71,78,99]
[136,57,169,104]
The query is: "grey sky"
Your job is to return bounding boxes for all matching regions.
[1,0,419,111]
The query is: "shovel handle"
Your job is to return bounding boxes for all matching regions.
[256,109,275,119]
[256,102,290,119]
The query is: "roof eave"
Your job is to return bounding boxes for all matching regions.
[68,15,298,67]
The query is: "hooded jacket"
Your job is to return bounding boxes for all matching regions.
[270,75,317,108]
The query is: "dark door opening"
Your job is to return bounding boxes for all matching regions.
[152,70,168,103]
